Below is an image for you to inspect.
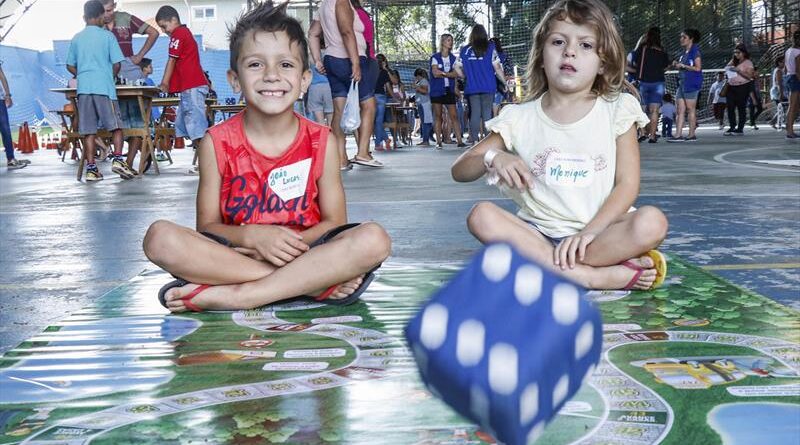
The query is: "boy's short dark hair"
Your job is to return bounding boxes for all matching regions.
[662,93,672,102]
[228,1,309,72]
[138,57,152,69]
[414,68,427,78]
[84,0,104,19]
[155,5,180,23]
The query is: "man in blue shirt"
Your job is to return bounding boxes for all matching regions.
[66,0,136,181]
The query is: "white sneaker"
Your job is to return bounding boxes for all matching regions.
[6,159,28,170]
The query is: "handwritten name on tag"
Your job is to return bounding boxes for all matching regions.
[268,158,312,201]
[545,153,593,187]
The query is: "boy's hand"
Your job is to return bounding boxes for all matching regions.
[233,247,265,261]
[246,225,309,267]
[315,60,326,75]
[130,54,143,65]
[158,82,169,93]
[491,151,534,190]
[553,230,598,270]
[4,97,11,108]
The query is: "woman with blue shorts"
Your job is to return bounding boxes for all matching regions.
[668,29,703,142]
[633,27,671,143]
[785,30,800,139]
[309,0,381,169]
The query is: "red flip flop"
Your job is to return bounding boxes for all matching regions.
[158,279,211,312]
[619,250,668,291]
[619,261,646,290]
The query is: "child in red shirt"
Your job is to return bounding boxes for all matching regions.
[144,2,391,312]
[155,6,209,163]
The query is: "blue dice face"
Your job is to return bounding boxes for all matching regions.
[405,243,603,445]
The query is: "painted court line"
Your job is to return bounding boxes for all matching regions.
[702,263,800,271]
[714,146,800,172]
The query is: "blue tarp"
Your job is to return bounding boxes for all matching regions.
[1,34,236,128]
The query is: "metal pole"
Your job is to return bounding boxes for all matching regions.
[431,0,437,55]
[373,1,379,54]
[743,0,751,46]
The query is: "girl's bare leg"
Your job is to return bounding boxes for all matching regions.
[466,202,666,290]
[432,102,442,146]
[447,104,463,145]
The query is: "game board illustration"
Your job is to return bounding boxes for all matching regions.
[1,259,798,444]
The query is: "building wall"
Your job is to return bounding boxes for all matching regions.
[118,0,316,50]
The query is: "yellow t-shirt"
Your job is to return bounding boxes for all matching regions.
[485,93,648,238]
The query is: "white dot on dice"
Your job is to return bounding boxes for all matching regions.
[552,374,570,407]
[519,383,539,425]
[420,304,449,350]
[482,244,513,282]
[574,320,594,360]
[456,319,485,366]
[470,385,491,426]
[514,265,543,305]
[526,421,545,444]
[489,343,518,395]
[552,283,580,325]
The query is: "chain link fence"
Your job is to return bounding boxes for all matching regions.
[367,0,799,121]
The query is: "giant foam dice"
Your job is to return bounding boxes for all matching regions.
[404,243,602,445]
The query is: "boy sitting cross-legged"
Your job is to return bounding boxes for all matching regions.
[143,1,391,312]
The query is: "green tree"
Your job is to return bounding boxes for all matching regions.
[375,5,433,59]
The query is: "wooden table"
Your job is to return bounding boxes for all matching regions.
[150,96,219,165]
[384,102,414,149]
[208,103,245,121]
[52,86,160,180]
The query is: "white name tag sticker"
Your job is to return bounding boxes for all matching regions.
[545,153,593,187]
[267,158,312,201]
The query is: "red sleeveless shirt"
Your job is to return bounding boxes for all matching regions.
[208,112,329,230]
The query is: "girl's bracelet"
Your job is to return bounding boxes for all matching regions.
[483,149,500,169]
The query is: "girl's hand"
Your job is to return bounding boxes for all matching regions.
[491,151,534,190]
[245,225,309,267]
[553,230,598,270]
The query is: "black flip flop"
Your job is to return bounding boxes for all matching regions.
[158,278,189,309]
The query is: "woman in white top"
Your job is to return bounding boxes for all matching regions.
[723,44,755,135]
[452,0,668,291]
[309,0,381,168]
[785,30,800,139]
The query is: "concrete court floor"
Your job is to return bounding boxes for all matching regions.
[0,126,798,354]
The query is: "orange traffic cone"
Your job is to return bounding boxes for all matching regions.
[18,122,30,153]
[31,131,39,150]
[174,136,185,149]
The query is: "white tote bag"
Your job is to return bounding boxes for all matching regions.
[340,80,361,133]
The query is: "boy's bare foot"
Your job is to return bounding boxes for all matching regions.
[163,282,218,312]
[163,275,367,312]
[599,255,658,290]
[323,275,364,300]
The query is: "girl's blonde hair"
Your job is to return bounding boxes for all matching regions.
[522,0,631,102]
